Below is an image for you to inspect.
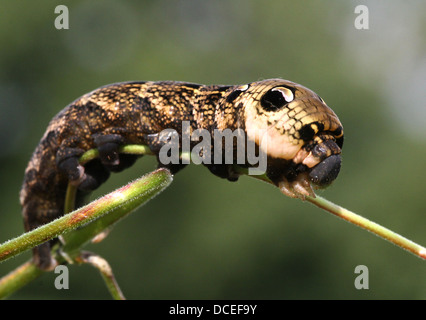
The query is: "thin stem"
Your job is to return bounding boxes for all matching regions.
[77,145,153,166]
[119,144,154,157]
[77,251,125,300]
[0,261,43,299]
[64,184,77,214]
[305,195,426,260]
[233,165,426,260]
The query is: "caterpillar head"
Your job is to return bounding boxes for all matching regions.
[240,79,344,198]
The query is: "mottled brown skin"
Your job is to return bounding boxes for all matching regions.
[20,79,344,270]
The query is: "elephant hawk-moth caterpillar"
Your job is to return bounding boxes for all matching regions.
[20,79,344,269]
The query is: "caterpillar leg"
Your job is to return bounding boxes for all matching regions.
[206,164,240,182]
[93,132,139,173]
[57,132,139,192]
[56,149,86,185]
[93,133,123,168]
[144,132,188,175]
[78,159,110,192]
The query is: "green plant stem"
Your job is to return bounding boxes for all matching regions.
[233,165,426,260]
[305,195,426,260]
[0,261,43,299]
[0,168,172,264]
[62,168,173,256]
[78,144,154,164]
[77,251,125,300]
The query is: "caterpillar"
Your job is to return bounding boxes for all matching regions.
[20,79,344,270]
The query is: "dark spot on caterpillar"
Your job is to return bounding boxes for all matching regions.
[336,135,344,149]
[299,125,315,142]
[333,127,344,148]
[181,83,201,89]
[226,89,243,103]
[299,122,324,142]
[260,89,288,111]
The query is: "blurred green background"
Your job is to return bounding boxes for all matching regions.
[0,0,425,299]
